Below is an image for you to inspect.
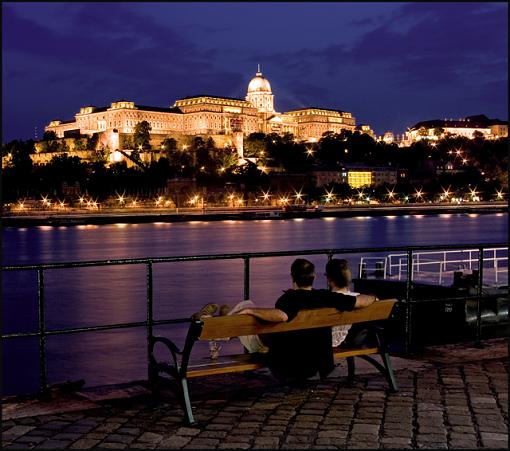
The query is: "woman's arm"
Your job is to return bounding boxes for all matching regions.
[354,294,378,309]
[237,308,289,323]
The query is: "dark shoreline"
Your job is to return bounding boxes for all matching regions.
[2,202,507,227]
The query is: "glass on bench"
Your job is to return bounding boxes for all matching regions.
[208,340,222,359]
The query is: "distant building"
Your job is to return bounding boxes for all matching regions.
[42,67,356,161]
[310,168,346,187]
[382,131,395,144]
[344,165,398,188]
[406,114,508,143]
[355,124,375,139]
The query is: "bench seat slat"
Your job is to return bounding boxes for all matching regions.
[186,347,382,378]
[199,299,396,340]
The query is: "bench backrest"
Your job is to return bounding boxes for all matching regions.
[198,299,396,340]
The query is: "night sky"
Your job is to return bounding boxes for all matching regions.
[3,2,508,142]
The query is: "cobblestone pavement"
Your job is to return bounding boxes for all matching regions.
[2,339,508,449]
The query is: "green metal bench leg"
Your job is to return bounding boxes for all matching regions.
[181,378,195,425]
[380,351,398,392]
[346,356,355,384]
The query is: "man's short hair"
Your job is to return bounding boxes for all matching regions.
[291,258,316,287]
[325,258,352,288]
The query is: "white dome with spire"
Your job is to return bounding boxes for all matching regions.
[247,65,272,93]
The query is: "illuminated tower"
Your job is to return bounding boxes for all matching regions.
[246,65,275,113]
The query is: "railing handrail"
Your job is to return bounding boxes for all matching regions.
[2,242,506,271]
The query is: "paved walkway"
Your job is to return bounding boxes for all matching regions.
[2,338,507,449]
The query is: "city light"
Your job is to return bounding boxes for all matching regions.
[496,189,504,200]
[469,187,480,202]
[293,188,305,203]
[415,189,424,200]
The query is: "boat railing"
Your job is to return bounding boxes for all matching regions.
[376,247,508,285]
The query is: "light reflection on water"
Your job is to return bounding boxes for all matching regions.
[2,213,508,395]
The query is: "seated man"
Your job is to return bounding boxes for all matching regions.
[192,258,377,381]
[237,258,376,382]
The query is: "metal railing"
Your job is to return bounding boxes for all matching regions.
[383,247,507,285]
[2,242,506,396]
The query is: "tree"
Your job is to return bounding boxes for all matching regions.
[74,138,87,151]
[42,130,57,141]
[472,130,485,139]
[87,133,99,151]
[161,137,177,155]
[433,127,445,138]
[244,133,266,158]
[120,134,134,150]
[133,121,152,150]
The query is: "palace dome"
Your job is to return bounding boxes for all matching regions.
[247,67,272,93]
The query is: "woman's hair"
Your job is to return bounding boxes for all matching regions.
[325,258,352,288]
[290,258,316,287]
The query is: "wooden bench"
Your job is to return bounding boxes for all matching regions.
[149,299,398,424]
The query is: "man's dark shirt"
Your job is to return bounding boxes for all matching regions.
[264,289,356,381]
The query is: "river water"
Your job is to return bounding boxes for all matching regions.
[3,213,508,395]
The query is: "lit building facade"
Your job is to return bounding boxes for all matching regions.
[43,68,356,158]
[405,114,508,143]
[346,166,398,188]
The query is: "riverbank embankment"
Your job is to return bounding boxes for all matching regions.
[2,202,507,227]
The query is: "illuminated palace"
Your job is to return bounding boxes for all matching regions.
[44,67,356,158]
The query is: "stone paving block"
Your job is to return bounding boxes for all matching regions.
[292,421,322,429]
[158,436,191,448]
[13,435,47,445]
[63,425,95,434]
[218,443,251,449]
[3,425,36,439]
[137,432,164,443]
[34,439,71,448]
[175,427,201,436]
[93,422,122,433]
[380,437,412,445]
[224,435,251,443]
[253,436,280,447]
[317,430,348,439]
[103,433,136,444]
[480,432,508,441]
[350,423,380,434]
[98,443,128,449]
[205,423,234,431]
[199,429,228,439]
[70,438,101,448]
[346,441,380,449]
[116,427,141,435]
[449,437,478,447]
[83,432,108,440]
[187,437,221,447]
[481,439,509,449]
[281,444,311,449]
[416,442,448,448]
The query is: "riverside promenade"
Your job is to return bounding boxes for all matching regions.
[2,338,507,450]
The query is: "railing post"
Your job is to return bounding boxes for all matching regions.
[243,257,250,300]
[146,262,154,382]
[404,250,413,354]
[37,269,48,395]
[475,248,484,348]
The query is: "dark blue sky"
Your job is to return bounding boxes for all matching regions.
[2,2,508,142]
